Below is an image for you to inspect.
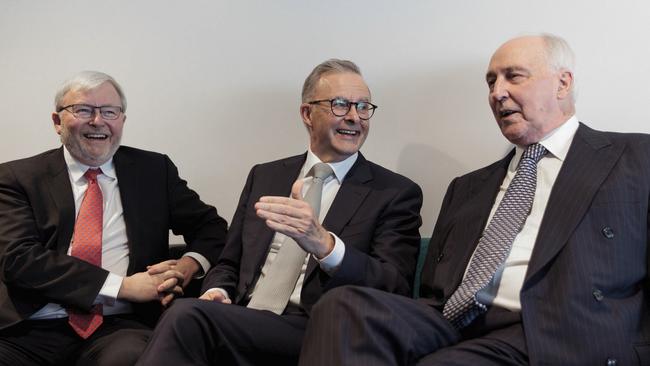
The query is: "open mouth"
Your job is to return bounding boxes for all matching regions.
[499,109,520,118]
[337,129,359,136]
[84,133,109,140]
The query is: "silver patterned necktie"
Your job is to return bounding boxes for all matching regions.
[247,162,334,314]
[443,143,547,329]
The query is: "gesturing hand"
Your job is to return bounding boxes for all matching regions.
[254,179,334,259]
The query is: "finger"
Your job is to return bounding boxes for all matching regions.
[264,219,303,238]
[159,269,186,282]
[199,289,225,302]
[147,259,178,274]
[161,293,175,307]
[157,277,180,292]
[170,285,184,296]
[255,202,298,217]
[258,195,292,204]
[290,179,304,200]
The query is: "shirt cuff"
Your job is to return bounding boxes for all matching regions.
[97,273,123,305]
[315,232,345,274]
[183,252,211,278]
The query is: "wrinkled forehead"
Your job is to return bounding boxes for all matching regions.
[62,82,121,103]
[487,37,550,74]
[314,72,371,100]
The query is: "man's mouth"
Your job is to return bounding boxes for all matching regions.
[499,109,519,118]
[84,133,109,140]
[336,129,359,136]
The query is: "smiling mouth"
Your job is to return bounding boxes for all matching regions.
[84,133,109,140]
[337,129,359,136]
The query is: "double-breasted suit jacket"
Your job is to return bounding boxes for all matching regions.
[421,123,650,365]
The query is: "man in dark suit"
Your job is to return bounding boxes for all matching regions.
[298,35,650,365]
[0,71,228,366]
[136,59,423,366]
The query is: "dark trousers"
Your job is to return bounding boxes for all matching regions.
[136,298,308,366]
[0,315,151,366]
[298,286,528,366]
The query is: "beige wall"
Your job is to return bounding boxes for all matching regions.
[1,0,649,236]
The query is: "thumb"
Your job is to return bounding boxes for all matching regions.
[291,179,305,201]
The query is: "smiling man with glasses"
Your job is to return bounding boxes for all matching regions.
[137,59,423,366]
[0,71,228,366]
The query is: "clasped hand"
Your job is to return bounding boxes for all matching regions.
[119,257,198,307]
[254,179,334,259]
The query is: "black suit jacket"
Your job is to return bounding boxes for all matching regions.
[421,123,650,365]
[0,146,228,328]
[202,152,422,310]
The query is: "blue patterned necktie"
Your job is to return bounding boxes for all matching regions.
[443,143,547,329]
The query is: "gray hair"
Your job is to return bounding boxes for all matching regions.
[540,33,577,98]
[301,59,363,102]
[54,71,127,112]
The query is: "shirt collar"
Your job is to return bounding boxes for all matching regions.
[511,115,579,171]
[63,146,117,183]
[302,148,358,183]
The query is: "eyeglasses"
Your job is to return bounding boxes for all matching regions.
[308,98,377,120]
[57,104,123,120]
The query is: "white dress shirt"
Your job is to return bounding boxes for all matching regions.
[474,116,579,311]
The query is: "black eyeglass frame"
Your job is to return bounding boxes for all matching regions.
[57,104,124,121]
[308,98,378,120]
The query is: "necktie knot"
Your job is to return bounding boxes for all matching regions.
[84,168,102,183]
[311,162,334,181]
[522,143,547,164]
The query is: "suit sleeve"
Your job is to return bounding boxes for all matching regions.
[165,155,228,265]
[322,179,423,297]
[0,164,107,311]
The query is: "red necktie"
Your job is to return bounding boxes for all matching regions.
[68,168,104,339]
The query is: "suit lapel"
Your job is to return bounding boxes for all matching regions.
[445,152,513,286]
[524,123,623,286]
[113,149,138,268]
[47,148,76,254]
[247,155,306,275]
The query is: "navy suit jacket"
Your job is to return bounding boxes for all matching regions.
[421,123,650,365]
[202,152,423,310]
[0,146,228,328]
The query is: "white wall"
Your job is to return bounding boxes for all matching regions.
[1,0,649,236]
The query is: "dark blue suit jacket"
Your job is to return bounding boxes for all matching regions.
[421,123,650,365]
[0,146,228,328]
[202,152,423,310]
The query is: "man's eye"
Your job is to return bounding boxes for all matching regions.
[356,102,370,111]
[332,99,349,108]
[74,106,93,114]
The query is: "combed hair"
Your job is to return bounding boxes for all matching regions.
[54,71,127,112]
[301,59,362,102]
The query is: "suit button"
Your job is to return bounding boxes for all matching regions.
[437,253,444,262]
[606,358,617,366]
[601,226,614,239]
[593,289,604,301]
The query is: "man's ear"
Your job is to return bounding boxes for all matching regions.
[300,103,313,129]
[557,69,574,99]
[52,112,63,135]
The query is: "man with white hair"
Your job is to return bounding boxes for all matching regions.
[0,71,228,365]
[298,34,650,365]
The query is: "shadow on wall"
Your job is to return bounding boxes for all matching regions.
[370,61,507,233]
